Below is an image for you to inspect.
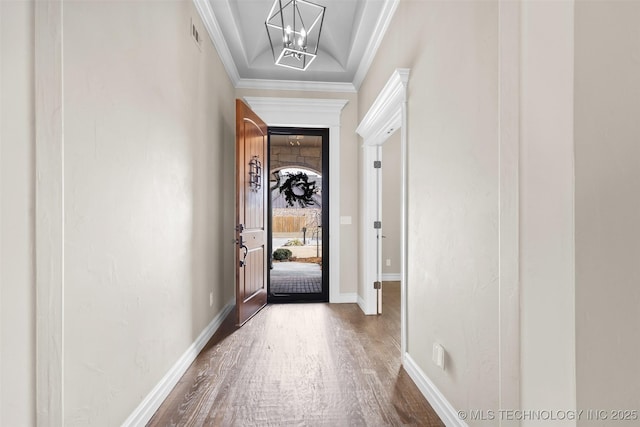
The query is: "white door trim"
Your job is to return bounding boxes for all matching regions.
[497,0,521,418]
[35,1,65,425]
[356,69,409,359]
[243,97,349,303]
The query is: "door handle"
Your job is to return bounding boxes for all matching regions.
[239,244,249,267]
[236,223,248,267]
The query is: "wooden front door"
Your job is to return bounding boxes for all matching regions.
[235,99,268,325]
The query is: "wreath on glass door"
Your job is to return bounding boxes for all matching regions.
[278,172,318,208]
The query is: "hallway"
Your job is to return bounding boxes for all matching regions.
[148,283,443,426]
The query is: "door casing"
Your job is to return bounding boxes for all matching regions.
[356,69,410,359]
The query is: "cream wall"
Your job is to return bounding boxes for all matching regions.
[575,1,640,422]
[62,1,235,425]
[0,1,36,425]
[235,88,359,295]
[381,131,400,277]
[359,0,501,420]
[520,1,576,424]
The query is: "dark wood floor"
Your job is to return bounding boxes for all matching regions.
[148,282,443,426]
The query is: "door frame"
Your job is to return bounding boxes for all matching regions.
[356,69,410,356]
[267,127,330,303]
[242,97,348,303]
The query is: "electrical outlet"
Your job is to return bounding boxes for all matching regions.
[209,292,213,307]
[386,258,391,266]
[433,343,446,370]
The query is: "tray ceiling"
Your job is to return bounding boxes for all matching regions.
[195,0,399,92]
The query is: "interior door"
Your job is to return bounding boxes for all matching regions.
[236,99,268,325]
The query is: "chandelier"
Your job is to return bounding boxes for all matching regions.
[265,0,326,71]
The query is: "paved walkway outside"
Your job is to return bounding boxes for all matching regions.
[270,262,321,294]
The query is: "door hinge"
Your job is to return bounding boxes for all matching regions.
[374,221,382,229]
[373,281,382,290]
[374,160,382,169]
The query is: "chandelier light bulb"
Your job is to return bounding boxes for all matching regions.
[284,25,292,45]
[299,28,307,48]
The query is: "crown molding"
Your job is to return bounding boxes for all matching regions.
[237,78,357,93]
[356,68,409,144]
[243,97,348,127]
[192,0,240,86]
[352,0,400,90]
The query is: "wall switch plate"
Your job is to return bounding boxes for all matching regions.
[340,216,352,225]
[209,292,213,307]
[433,343,446,370]
[386,258,391,266]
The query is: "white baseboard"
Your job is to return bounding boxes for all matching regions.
[357,294,367,313]
[403,352,468,427]
[122,299,235,427]
[382,273,401,281]
[357,294,377,315]
[330,292,358,303]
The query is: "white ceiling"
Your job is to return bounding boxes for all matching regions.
[195,0,399,92]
